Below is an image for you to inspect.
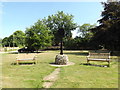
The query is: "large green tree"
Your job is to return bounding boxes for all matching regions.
[92,2,120,50]
[44,11,77,45]
[25,20,52,51]
[13,30,25,47]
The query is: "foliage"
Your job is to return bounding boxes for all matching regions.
[64,36,94,50]
[64,24,96,50]
[13,30,25,47]
[2,37,8,47]
[0,38,2,47]
[2,37,8,46]
[78,23,96,38]
[44,11,77,45]
[91,2,120,51]
[8,35,15,47]
[25,20,53,51]
[2,30,25,47]
[64,37,81,50]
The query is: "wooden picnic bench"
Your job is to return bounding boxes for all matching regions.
[16,53,37,65]
[86,52,111,66]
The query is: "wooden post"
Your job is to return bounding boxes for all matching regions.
[58,28,65,55]
[60,38,63,55]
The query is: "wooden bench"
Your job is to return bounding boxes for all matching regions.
[16,53,37,65]
[86,52,111,66]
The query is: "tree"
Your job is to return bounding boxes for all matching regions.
[44,11,77,46]
[2,36,15,47]
[25,20,52,51]
[77,24,96,49]
[8,35,16,47]
[78,23,96,38]
[92,2,120,50]
[2,30,25,47]
[13,30,25,47]
[64,36,82,50]
[2,37,9,47]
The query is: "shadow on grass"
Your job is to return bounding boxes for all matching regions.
[49,62,56,64]
[64,52,88,56]
[11,62,36,65]
[80,63,109,67]
[9,52,43,54]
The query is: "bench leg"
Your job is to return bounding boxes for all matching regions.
[35,60,37,64]
[16,60,19,65]
[108,61,110,67]
[33,60,37,64]
[87,60,89,64]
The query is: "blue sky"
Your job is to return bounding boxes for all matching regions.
[1,2,104,38]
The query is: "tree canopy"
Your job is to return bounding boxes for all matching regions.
[92,2,120,50]
[44,11,77,45]
[13,30,25,47]
[25,20,53,51]
[78,23,96,38]
[2,30,25,47]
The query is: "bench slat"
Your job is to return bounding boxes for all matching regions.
[88,58,110,61]
[86,52,111,66]
[16,54,37,65]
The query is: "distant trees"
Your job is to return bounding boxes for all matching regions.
[64,36,81,50]
[2,37,9,47]
[2,30,25,47]
[2,36,14,47]
[64,23,96,50]
[78,23,96,38]
[0,38,2,47]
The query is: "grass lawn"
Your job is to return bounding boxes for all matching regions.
[1,50,119,88]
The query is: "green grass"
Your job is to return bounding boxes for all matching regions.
[1,50,119,88]
[2,51,58,88]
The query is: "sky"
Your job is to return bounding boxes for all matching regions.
[0,1,106,39]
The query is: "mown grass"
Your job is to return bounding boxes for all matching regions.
[2,51,58,88]
[1,50,119,88]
